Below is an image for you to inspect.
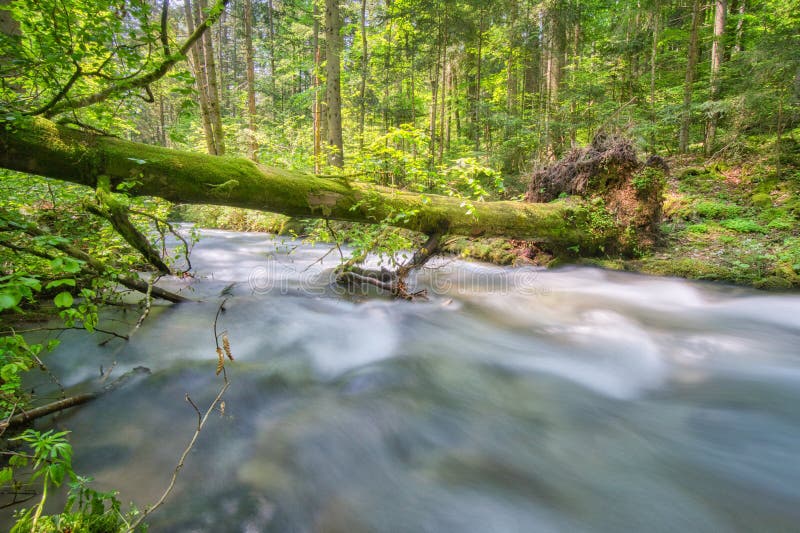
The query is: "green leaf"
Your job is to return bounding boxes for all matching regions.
[54,292,74,308]
[0,467,13,485]
[45,279,76,289]
[0,291,20,310]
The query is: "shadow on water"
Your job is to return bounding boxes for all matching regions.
[4,228,800,532]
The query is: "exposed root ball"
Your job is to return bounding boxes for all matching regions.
[526,134,640,202]
[526,134,669,253]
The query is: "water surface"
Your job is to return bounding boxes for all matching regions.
[7,229,800,532]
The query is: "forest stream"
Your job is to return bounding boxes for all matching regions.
[4,227,800,532]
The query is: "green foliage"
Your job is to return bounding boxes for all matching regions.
[694,200,743,220]
[687,223,710,234]
[5,432,138,533]
[720,218,767,234]
[632,168,665,193]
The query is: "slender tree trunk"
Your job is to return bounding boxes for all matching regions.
[313,0,322,172]
[679,0,701,154]
[733,0,745,53]
[325,0,344,167]
[704,0,727,155]
[267,0,277,108]
[649,0,659,153]
[358,0,369,149]
[438,17,449,164]
[474,8,485,153]
[185,0,217,155]
[198,0,225,155]
[158,94,167,147]
[545,4,565,158]
[383,0,393,133]
[244,0,257,161]
[429,11,442,163]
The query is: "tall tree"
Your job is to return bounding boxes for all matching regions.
[358,0,369,149]
[705,0,727,155]
[243,0,258,161]
[679,0,702,153]
[325,0,344,167]
[196,0,226,154]
[184,0,217,155]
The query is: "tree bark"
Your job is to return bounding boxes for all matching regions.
[733,0,745,54]
[324,0,344,167]
[679,0,701,154]
[313,0,322,173]
[244,0,258,161]
[704,0,727,155]
[184,0,217,155]
[358,0,369,149]
[198,0,226,155]
[474,8,485,153]
[1,117,621,254]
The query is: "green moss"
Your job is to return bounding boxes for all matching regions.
[694,200,742,219]
[751,192,772,208]
[686,223,710,234]
[442,237,521,265]
[637,257,732,281]
[632,167,665,192]
[720,218,767,234]
[766,218,795,231]
[754,276,794,290]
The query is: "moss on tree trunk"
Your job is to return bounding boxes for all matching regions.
[1,117,625,255]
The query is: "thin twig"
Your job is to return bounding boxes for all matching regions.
[125,373,229,532]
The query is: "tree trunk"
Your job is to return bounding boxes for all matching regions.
[184,0,217,155]
[650,0,659,153]
[358,0,369,149]
[313,0,322,173]
[1,117,622,254]
[267,0,277,107]
[704,0,727,156]
[324,0,344,168]
[474,8,484,153]
[198,0,225,155]
[244,0,258,161]
[679,0,701,154]
[429,18,441,164]
[545,3,566,158]
[733,0,745,53]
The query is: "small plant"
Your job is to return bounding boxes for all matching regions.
[694,200,742,220]
[720,218,767,234]
[687,223,710,234]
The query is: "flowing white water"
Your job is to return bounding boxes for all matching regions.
[5,228,800,532]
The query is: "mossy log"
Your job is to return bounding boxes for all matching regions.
[1,118,620,254]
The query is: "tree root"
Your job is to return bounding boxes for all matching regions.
[337,232,442,301]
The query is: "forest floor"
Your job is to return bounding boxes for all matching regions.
[582,143,800,290]
[175,137,800,291]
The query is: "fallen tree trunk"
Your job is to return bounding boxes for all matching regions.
[0,117,618,254]
[0,366,150,430]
